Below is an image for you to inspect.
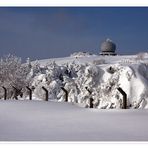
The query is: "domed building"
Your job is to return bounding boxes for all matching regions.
[100,39,117,56]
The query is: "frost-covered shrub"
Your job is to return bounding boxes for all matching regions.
[0,54,31,99]
[29,60,42,77]
[30,62,100,103]
[31,62,64,100]
[22,58,148,109]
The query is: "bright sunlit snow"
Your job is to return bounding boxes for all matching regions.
[0,52,148,141]
[30,52,148,109]
[0,100,148,141]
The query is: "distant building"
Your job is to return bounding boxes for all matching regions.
[100,39,117,56]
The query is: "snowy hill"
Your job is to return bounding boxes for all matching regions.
[0,52,148,109]
[29,52,148,109]
[0,52,148,141]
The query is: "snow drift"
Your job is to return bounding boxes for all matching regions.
[27,53,148,109]
[0,52,148,109]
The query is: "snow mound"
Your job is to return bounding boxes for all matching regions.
[70,51,94,57]
[27,55,148,109]
[2,54,147,109]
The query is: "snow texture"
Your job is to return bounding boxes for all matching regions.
[0,52,148,109]
[0,53,148,141]
[0,100,148,141]
[29,52,148,109]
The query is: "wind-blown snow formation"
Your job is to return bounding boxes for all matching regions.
[27,52,148,109]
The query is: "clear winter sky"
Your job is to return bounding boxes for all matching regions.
[0,7,148,61]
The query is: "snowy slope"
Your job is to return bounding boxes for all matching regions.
[29,53,148,109]
[1,100,148,141]
[38,54,139,66]
[0,53,148,141]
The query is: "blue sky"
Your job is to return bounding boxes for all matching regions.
[0,7,148,61]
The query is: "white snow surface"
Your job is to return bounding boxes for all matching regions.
[29,53,148,109]
[1,53,148,141]
[1,100,148,141]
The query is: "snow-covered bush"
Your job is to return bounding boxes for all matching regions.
[29,60,148,109]
[0,54,31,99]
[1,53,147,109]
[31,62,64,100]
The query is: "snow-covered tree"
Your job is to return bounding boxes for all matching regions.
[0,54,31,99]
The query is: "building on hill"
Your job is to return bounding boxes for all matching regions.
[100,39,117,56]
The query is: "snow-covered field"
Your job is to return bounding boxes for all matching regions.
[0,52,148,141]
[0,100,148,141]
